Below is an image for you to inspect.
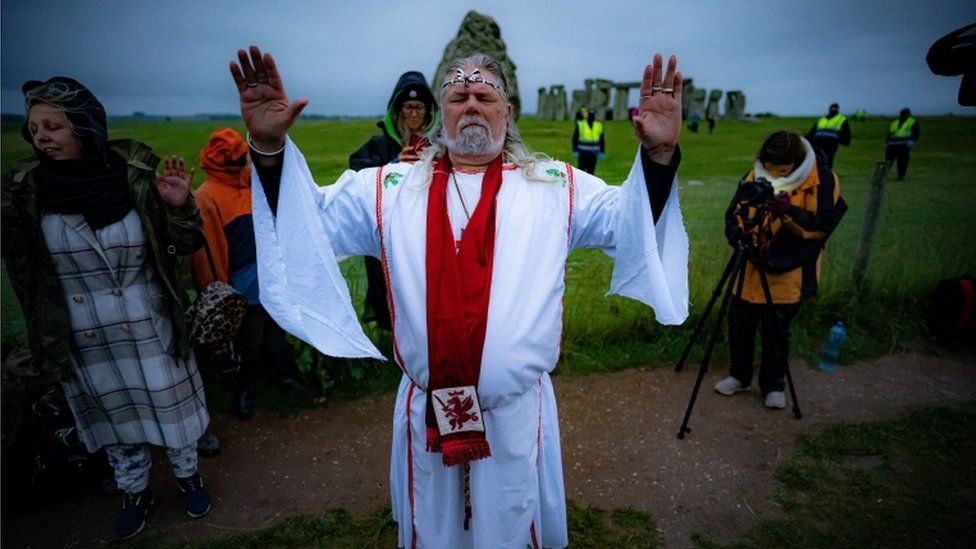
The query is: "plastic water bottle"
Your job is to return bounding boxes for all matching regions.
[819,321,847,372]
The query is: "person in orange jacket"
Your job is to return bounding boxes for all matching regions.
[188,128,306,420]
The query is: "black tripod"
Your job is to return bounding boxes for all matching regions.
[675,238,802,439]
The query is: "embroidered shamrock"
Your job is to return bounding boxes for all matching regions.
[546,168,568,187]
[383,172,404,188]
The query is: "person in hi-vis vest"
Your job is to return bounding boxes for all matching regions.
[885,108,920,180]
[572,108,605,174]
[806,103,851,168]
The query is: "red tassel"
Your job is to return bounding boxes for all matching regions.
[440,438,492,467]
[426,428,441,452]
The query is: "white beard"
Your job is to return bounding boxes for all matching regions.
[442,115,505,156]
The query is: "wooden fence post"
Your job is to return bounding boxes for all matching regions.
[852,160,892,292]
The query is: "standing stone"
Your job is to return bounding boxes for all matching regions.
[434,11,521,118]
[681,78,695,119]
[570,89,585,119]
[724,91,746,120]
[580,79,613,120]
[550,85,568,121]
[612,82,640,121]
[688,88,707,120]
[537,87,550,119]
[706,89,723,120]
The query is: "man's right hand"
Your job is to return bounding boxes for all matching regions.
[229,45,309,153]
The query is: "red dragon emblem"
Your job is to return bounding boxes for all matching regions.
[434,390,480,431]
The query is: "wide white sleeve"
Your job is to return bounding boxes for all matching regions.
[250,137,384,359]
[569,146,689,325]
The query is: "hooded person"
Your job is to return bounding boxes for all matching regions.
[3,77,211,539]
[188,128,306,421]
[349,71,439,171]
[349,71,438,331]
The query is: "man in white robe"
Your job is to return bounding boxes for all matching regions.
[230,46,688,549]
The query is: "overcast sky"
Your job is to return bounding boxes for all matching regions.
[2,0,974,117]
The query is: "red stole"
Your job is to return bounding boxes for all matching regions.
[424,154,503,467]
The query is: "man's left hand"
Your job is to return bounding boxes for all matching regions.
[634,53,682,164]
[156,156,193,207]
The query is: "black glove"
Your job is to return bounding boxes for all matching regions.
[765,192,792,216]
[727,227,748,248]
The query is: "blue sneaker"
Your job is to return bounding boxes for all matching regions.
[116,488,154,539]
[177,474,212,518]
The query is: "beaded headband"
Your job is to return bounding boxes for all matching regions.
[441,68,504,94]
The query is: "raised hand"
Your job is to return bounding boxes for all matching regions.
[229,45,309,152]
[156,156,193,207]
[634,53,682,164]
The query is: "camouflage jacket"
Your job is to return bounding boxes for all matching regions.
[2,139,205,394]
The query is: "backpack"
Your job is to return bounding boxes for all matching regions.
[928,275,976,344]
[2,387,113,512]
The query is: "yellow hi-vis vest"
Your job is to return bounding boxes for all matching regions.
[814,114,847,140]
[888,117,916,143]
[576,120,603,153]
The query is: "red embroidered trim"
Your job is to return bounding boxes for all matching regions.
[536,379,542,466]
[531,380,542,546]
[406,382,418,549]
[556,163,576,361]
[375,168,413,383]
[565,162,575,243]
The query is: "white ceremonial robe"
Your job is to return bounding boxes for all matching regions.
[251,138,689,549]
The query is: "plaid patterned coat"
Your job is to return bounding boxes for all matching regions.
[2,140,204,392]
[2,140,208,450]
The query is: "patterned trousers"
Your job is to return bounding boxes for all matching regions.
[105,442,198,495]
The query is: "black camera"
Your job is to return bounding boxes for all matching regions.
[735,177,774,208]
[732,177,775,235]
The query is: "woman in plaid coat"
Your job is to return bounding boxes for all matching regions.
[2,77,212,539]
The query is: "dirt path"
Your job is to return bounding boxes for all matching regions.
[6,350,975,548]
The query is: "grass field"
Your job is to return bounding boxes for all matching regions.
[3,115,975,388]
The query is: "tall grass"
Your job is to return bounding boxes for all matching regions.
[3,116,975,385]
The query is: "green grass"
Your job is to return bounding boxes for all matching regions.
[127,507,398,549]
[4,116,976,396]
[127,501,661,549]
[693,401,976,548]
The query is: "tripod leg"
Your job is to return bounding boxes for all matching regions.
[756,266,802,419]
[678,249,747,438]
[675,251,739,373]
[784,361,802,419]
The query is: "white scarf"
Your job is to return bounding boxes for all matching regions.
[753,137,816,193]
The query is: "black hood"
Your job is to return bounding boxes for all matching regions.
[387,71,436,110]
[381,71,438,146]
